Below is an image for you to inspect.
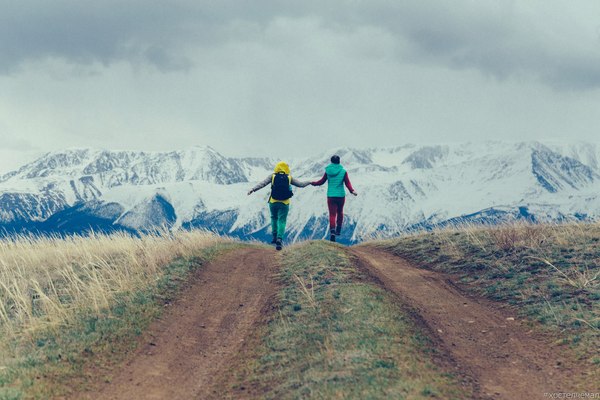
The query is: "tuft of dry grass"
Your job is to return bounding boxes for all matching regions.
[0,230,229,339]
[526,256,600,291]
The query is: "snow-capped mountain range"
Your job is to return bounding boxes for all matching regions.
[1,142,600,243]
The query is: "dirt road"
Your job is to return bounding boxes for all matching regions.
[80,247,278,400]
[352,246,578,399]
[75,244,586,400]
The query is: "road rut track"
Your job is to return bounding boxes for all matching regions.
[78,247,279,400]
[351,246,583,400]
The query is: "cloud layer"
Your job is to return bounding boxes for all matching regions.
[1,1,599,158]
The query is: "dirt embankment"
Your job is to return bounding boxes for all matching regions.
[78,247,278,400]
[352,246,583,400]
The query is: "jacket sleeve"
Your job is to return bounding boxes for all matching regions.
[344,172,355,193]
[291,177,310,188]
[250,175,272,193]
[311,173,327,186]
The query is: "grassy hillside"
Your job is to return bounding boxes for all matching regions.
[372,223,599,378]
[0,231,234,399]
[2,222,598,399]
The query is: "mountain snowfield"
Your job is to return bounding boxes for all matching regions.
[1,141,600,243]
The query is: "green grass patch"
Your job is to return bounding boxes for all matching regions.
[228,241,469,399]
[371,223,599,377]
[0,241,241,400]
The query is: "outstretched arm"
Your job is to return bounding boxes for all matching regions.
[311,173,327,186]
[344,172,358,196]
[247,175,271,195]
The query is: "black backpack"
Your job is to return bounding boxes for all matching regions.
[271,172,293,201]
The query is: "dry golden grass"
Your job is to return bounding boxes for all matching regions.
[0,230,230,339]
[437,222,600,289]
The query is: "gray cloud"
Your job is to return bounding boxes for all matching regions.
[0,1,212,72]
[347,1,600,91]
[2,1,599,90]
[0,0,315,73]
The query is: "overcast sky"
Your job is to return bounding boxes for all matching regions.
[1,0,600,170]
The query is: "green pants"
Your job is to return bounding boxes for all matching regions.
[269,202,289,239]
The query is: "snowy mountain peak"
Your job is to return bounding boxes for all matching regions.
[0,149,94,182]
[531,144,597,193]
[402,145,449,169]
[1,147,251,188]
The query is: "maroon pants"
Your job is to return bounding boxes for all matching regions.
[327,197,345,231]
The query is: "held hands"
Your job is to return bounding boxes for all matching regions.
[247,189,253,196]
[351,191,358,196]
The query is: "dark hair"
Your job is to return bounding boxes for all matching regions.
[331,155,340,164]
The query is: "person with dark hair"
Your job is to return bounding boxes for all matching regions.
[311,155,358,242]
[248,161,310,250]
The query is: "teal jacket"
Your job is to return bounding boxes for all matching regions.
[312,163,356,197]
[325,164,346,197]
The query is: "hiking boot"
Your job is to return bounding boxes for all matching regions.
[335,227,341,236]
[275,238,283,251]
[329,229,336,242]
[271,235,277,244]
